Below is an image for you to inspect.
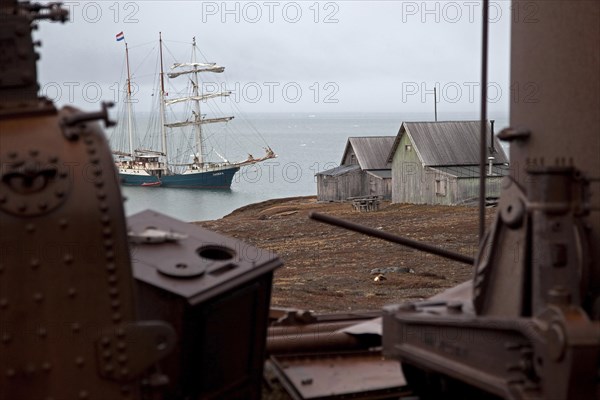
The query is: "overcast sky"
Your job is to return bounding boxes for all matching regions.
[37,1,512,114]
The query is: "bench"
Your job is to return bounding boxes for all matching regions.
[347,196,381,212]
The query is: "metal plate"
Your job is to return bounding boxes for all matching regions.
[156,262,207,278]
[270,351,407,400]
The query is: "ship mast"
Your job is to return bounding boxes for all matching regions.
[163,38,234,165]
[191,37,204,166]
[159,32,168,167]
[125,41,134,156]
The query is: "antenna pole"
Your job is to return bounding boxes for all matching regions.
[479,0,489,242]
[434,86,438,122]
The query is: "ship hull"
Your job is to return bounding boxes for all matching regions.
[119,166,240,189]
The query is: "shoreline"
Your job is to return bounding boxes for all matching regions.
[216,195,318,220]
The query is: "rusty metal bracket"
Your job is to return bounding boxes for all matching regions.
[60,102,116,141]
[497,127,531,142]
[95,321,176,382]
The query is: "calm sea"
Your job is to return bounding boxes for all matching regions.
[115,112,509,222]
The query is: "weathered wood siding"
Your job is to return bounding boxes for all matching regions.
[367,174,392,200]
[456,176,504,202]
[316,174,336,201]
[317,169,363,201]
[391,133,503,205]
[318,171,392,201]
[392,133,426,203]
[342,148,358,165]
[486,177,504,198]
[398,167,458,205]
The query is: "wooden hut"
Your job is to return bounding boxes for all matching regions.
[387,121,509,205]
[316,136,395,201]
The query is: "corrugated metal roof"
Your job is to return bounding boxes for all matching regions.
[431,164,510,178]
[342,136,396,170]
[387,121,508,166]
[366,170,392,179]
[316,164,361,177]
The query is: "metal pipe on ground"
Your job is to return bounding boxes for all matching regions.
[269,320,360,337]
[267,331,380,355]
[309,212,475,265]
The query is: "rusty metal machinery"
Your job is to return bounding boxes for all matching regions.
[382,1,600,399]
[0,2,282,399]
[129,210,282,399]
[0,2,177,399]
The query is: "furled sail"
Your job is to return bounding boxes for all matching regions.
[168,63,225,78]
[164,116,234,128]
[165,91,231,106]
[172,62,216,69]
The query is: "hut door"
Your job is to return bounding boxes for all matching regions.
[369,178,376,196]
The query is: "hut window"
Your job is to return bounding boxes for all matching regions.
[405,144,412,152]
[350,154,356,164]
[435,179,447,196]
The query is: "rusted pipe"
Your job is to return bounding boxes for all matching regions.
[267,331,380,355]
[269,321,359,337]
[309,212,474,265]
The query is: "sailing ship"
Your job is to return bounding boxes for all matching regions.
[112,34,276,188]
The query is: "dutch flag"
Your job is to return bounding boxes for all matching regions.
[116,32,125,42]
